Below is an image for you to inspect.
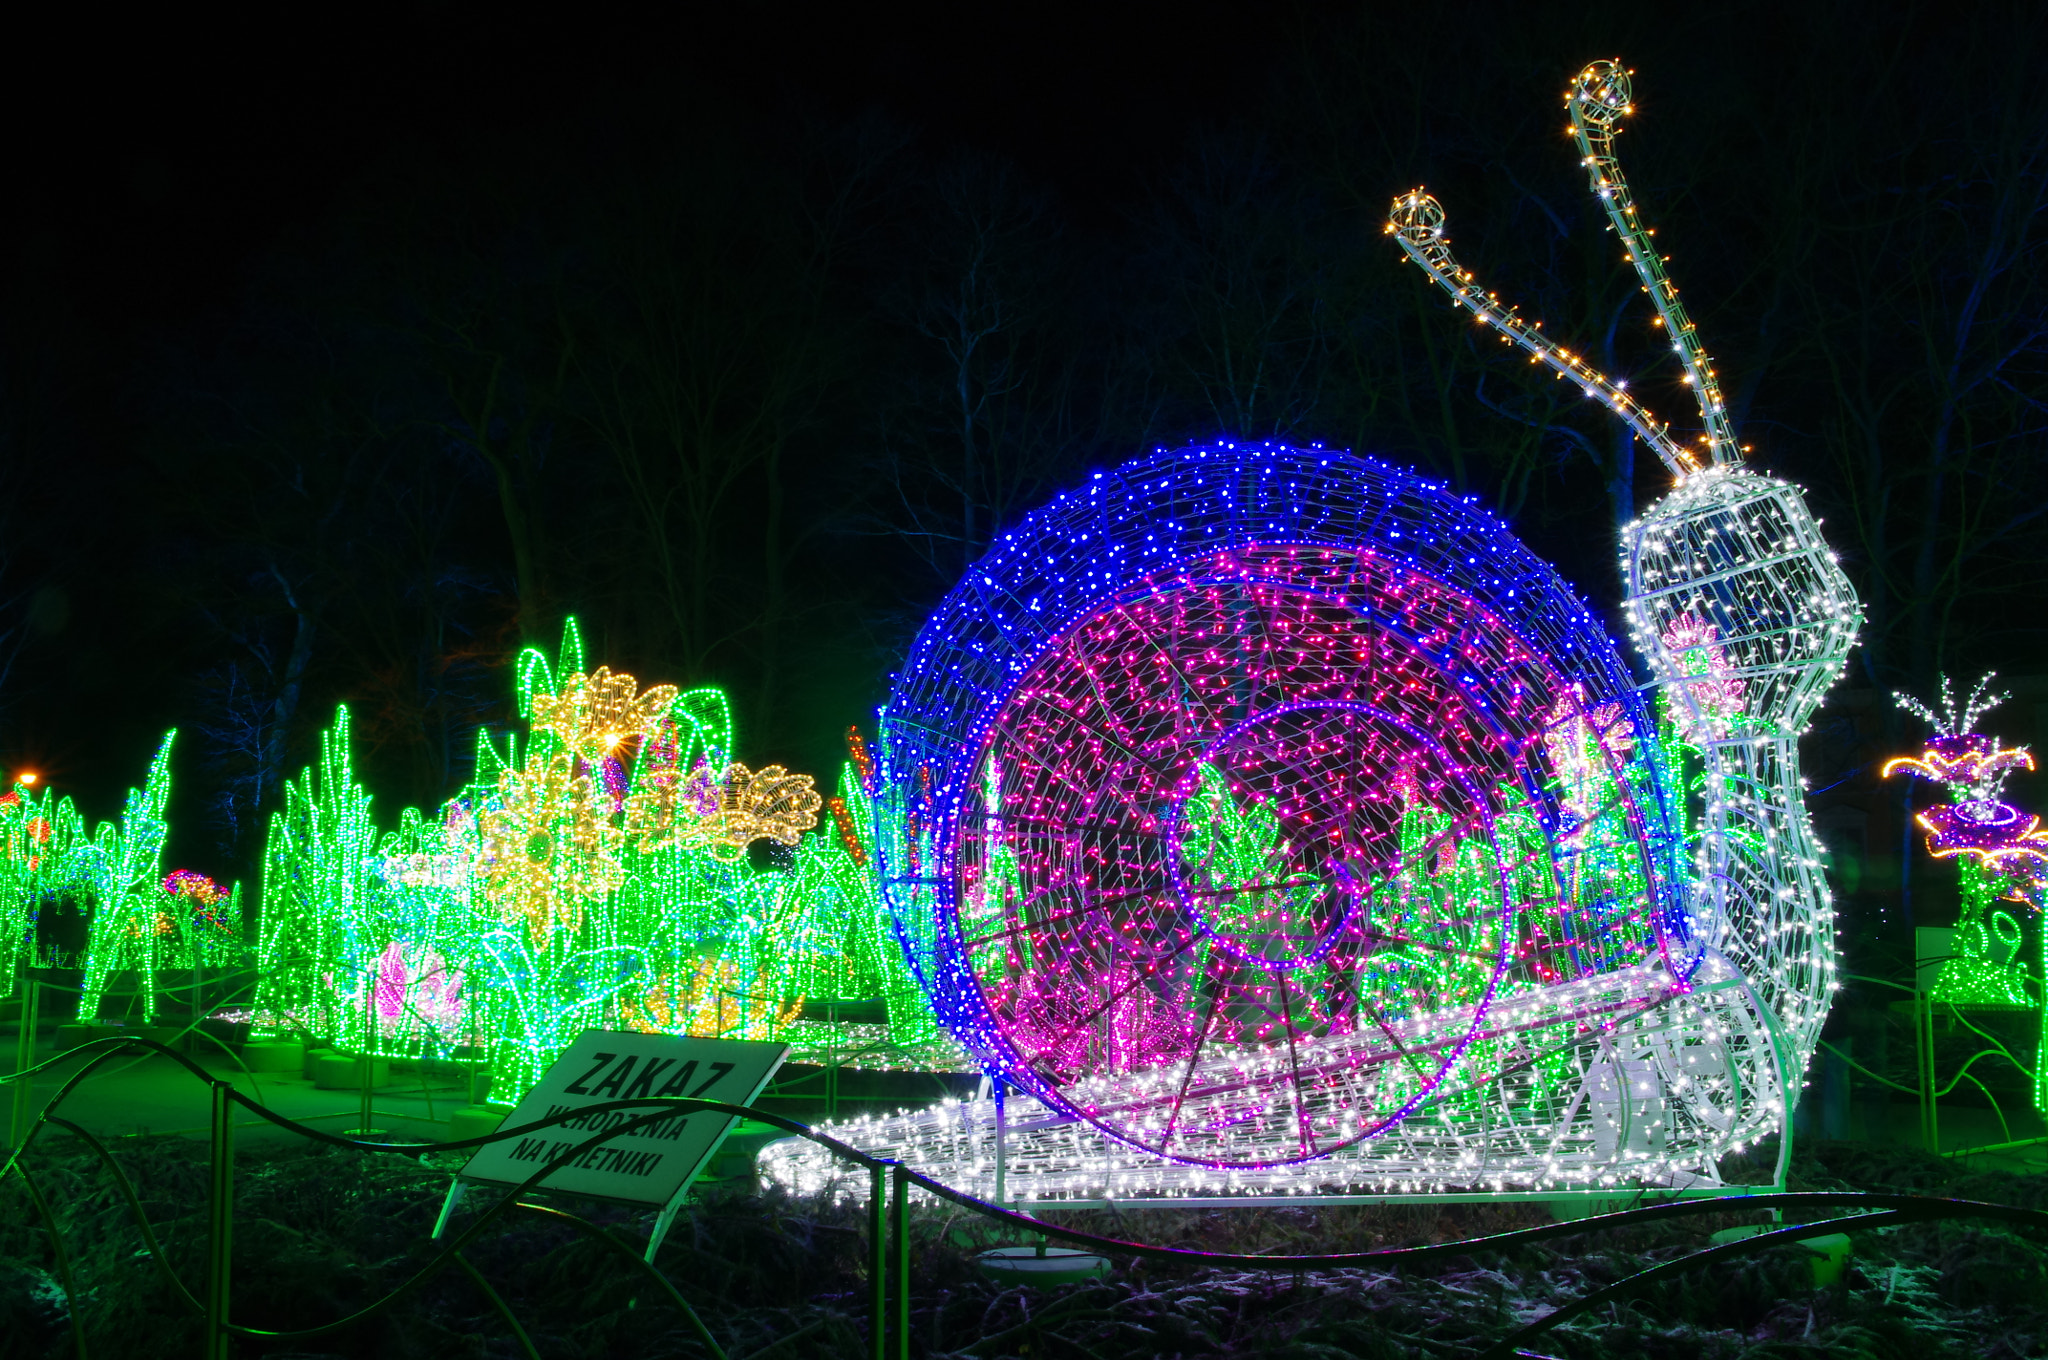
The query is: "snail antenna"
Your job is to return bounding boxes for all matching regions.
[1388,190,1698,477]
[1568,60,1738,467]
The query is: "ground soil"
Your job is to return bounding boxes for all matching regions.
[4,1132,2047,1359]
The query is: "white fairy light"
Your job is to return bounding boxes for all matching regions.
[763,59,1859,1205]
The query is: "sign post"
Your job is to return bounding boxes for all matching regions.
[434,1030,787,1260]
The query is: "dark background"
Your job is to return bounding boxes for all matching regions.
[0,2,2042,961]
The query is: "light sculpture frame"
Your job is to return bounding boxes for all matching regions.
[1885,675,2048,1111]
[0,734,244,1024]
[765,58,1861,1202]
[250,619,930,1103]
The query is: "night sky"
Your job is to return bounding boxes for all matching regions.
[3,2,2042,891]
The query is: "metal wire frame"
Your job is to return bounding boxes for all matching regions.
[792,439,1844,1197]
[766,956,1790,1202]
[1380,55,1861,1202]
[3,1037,859,1360]
[1565,59,1742,468]
[6,1037,2047,1359]
[1386,189,1697,477]
[1624,468,1862,1082]
[873,442,1701,1181]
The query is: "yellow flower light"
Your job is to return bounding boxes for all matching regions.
[476,752,625,941]
[672,762,823,863]
[624,958,805,1040]
[528,666,680,763]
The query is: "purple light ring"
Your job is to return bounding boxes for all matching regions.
[934,596,1534,1162]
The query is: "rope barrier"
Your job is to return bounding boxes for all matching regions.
[7,1035,2047,1358]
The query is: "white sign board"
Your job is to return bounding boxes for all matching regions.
[459,1030,787,1207]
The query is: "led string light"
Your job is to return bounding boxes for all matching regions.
[245,621,939,1102]
[1565,60,1741,468]
[1386,59,1760,480]
[73,733,193,1024]
[772,55,1858,1202]
[0,780,79,992]
[667,762,824,864]
[0,735,243,1024]
[1658,612,1749,742]
[1621,466,1861,1076]
[766,440,1770,1199]
[1387,191,1698,478]
[1886,675,2048,1022]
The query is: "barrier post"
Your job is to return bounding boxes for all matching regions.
[993,1076,1007,1206]
[1918,993,1940,1152]
[204,1080,234,1360]
[869,1161,886,1360]
[891,1162,910,1360]
[358,968,377,1136]
[11,977,39,1148]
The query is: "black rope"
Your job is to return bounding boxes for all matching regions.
[11,1035,2048,1354]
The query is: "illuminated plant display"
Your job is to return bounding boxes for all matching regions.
[71,734,247,1022]
[1885,675,2044,1015]
[0,735,244,1023]
[256,707,448,1055]
[0,777,85,996]
[252,618,928,1103]
[767,58,1860,1201]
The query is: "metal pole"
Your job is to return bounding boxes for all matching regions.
[868,1162,886,1360]
[1916,987,1933,1146]
[992,1075,1006,1206]
[891,1162,910,1360]
[1912,993,1923,1152]
[11,978,40,1148]
[205,1080,234,1360]
[467,1001,482,1105]
[359,966,375,1135]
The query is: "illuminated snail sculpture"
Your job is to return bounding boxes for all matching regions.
[765,60,1859,1199]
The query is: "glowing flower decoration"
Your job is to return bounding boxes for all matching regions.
[620,733,696,851]
[1897,673,2008,744]
[1660,611,1746,739]
[624,958,802,1040]
[600,756,629,811]
[1882,733,2033,790]
[374,851,471,890]
[370,941,465,1032]
[126,909,177,938]
[673,762,823,863]
[1543,684,1635,823]
[1918,799,2048,860]
[162,868,226,906]
[1979,844,2048,905]
[683,763,722,816]
[476,753,624,940]
[527,666,680,763]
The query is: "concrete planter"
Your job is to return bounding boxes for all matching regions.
[239,1038,306,1073]
[1711,1224,1855,1286]
[973,1247,1112,1287]
[312,1053,391,1089]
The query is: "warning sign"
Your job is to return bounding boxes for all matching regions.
[459,1030,787,1207]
